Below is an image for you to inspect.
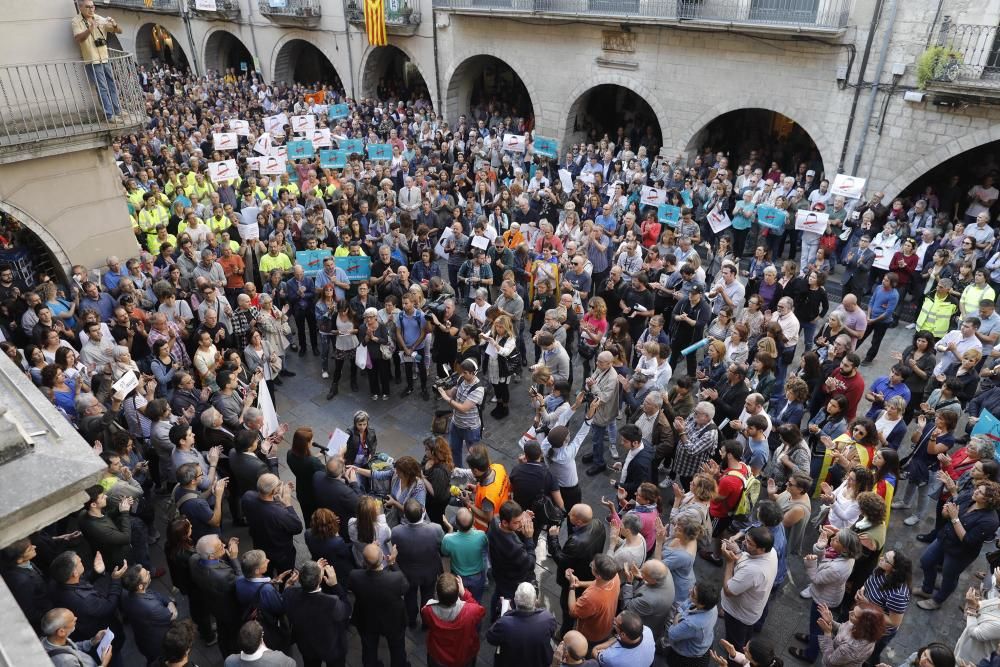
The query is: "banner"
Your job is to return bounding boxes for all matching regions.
[257,379,279,438]
[319,149,348,169]
[364,0,387,46]
[207,159,238,184]
[195,0,217,9]
[532,136,559,160]
[286,139,315,160]
[756,205,787,232]
[263,113,288,135]
[308,128,332,148]
[303,90,326,105]
[0,247,35,290]
[296,249,333,278]
[328,103,350,119]
[253,132,272,156]
[502,134,526,153]
[229,119,250,136]
[657,204,681,227]
[237,222,259,240]
[640,186,667,207]
[336,255,372,281]
[707,209,732,235]
[246,156,262,171]
[830,173,866,200]
[972,411,1000,459]
[212,132,238,151]
[339,138,364,154]
[558,169,574,193]
[366,143,393,160]
[795,210,829,234]
[260,155,287,175]
[290,114,316,133]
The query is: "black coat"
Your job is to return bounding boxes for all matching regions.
[283,586,352,662]
[546,518,607,589]
[620,446,654,500]
[343,428,378,468]
[347,567,409,635]
[229,450,268,500]
[240,493,303,571]
[485,608,558,667]
[714,380,751,425]
[120,590,173,661]
[2,562,51,632]
[313,472,363,541]
[50,578,123,643]
[188,554,242,631]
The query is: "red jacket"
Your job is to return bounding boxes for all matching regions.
[420,589,486,667]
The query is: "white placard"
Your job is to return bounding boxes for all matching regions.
[239,206,259,228]
[795,210,830,233]
[253,132,272,156]
[258,379,279,438]
[263,113,288,135]
[502,134,526,153]
[558,169,574,193]
[290,114,316,133]
[326,428,350,454]
[260,155,287,175]
[229,119,250,136]
[112,370,138,397]
[471,235,490,250]
[195,0,217,9]
[238,222,259,240]
[246,156,262,171]
[213,132,238,151]
[830,173,866,200]
[707,209,732,235]
[207,159,239,184]
[267,145,287,159]
[578,172,595,186]
[640,186,667,207]
[307,128,332,148]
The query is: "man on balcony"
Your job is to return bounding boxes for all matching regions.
[72,1,123,123]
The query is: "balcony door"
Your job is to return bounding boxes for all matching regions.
[749,0,819,24]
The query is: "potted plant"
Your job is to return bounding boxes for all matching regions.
[917,45,964,88]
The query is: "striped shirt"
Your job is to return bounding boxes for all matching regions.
[863,569,910,636]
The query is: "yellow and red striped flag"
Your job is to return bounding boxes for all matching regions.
[364,0,387,46]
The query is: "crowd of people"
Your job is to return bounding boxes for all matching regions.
[4,17,1000,666]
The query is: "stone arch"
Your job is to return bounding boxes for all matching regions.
[0,200,72,282]
[443,52,538,126]
[270,35,343,89]
[135,22,188,70]
[673,96,837,173]
[560,74,669,152]
[359,44,431,105]
[202,28,254,77]
[880,124,1000,200]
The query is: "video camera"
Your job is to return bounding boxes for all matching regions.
[432,367,460,392]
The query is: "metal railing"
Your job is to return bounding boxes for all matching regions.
[99,0,181,12]
[345,1,420,24]
[258,0,322,17]
[0,49,145,150]
[191,0,241,16]
[432,0,851,28]
[933,19,1000,86]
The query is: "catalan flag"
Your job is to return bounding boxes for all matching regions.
[364,0,387,46]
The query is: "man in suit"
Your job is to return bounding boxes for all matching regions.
[546,503,607,635]
[120,564,175,665]
[240,474,303,575]
[223,620,295,667]
[48,551,128,662]
[283,560,352,667]
[614,423,654,501]
[703,363,751,428]
[485,581,558,667]
[391,499,445,627]
[200,406,237,450]
[621,559,674,643]
[312,458,363,541]
[0,537,51,633]
[347,543,409,667]
[190,534,244,659]
[229,430,268,525]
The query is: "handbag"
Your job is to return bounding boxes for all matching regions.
[354,345,369,368]
[499,348,522,376]
[532,495,566,528]
[431,409,452,435]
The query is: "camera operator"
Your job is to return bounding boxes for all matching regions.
[428,298,462,381]
[437,359,485,466]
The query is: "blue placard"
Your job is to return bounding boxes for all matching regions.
[657,204,681,227]
[319,149,347,169]
[533,136,558,160]
[335,255,371,282]
[286,140,314,160]
[971,409,1000,460]
[756,205,787,231]
[680,190,693,208]
[296,249,333,278]
[339,138,364,154]
[366,143,393,161]
[328,103,350,119]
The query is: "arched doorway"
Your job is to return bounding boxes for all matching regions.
[564,84,662,155]
[135,23,189,70]
[361,46,430,104]
[446,55,534,127]
[204,30,254,77]
[685,108,825,178]
[895,139,1000,219]
[272,39,343,89]
[0,205,70,287]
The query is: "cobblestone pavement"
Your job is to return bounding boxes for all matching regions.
[138,291,978,667]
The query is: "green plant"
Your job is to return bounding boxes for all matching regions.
[916,46,964,89]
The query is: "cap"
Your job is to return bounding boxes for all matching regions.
[689,285,704,295]
[813,202,826,211]
[806,169,816,176]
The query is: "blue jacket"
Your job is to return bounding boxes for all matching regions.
[485,608,558,667]
[969,386,1000,418]
[51,578,123,644]
[667,601,718,658]
[121,590,173,660]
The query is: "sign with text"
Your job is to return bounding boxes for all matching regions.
[328,103,350,119]
[290,114,316,133]
[319,149,348,169]
[307,128,332,148]
[195,0,217,9]
[640,186,667,207]
[246,156,262,171]
[502,134,526,153]
[707,209,732,235]
[228,119,250,136]
[207,159,238,184]
[253,132,272,155]
[366,143,393,161]
[259,155,287,175]
[296,249,333,278]
[532,136,558,159]
[335,255,372,281]
[339,138,364,154]
[263,113,288,135]
[212,132,238,151]
[756,205,787,232]
[795,210,830,233]
[830,173,866,200]
[286,139,314,160]
[657,204,681,227]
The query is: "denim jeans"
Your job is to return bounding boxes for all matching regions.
[448,423,482,467]
[461,570,487,602]
[85,62,121,118]
[804,600,822,660]
[800,235,820,269]
[920,537,978,604]
[590,422,609,466]
[801,320,817,352]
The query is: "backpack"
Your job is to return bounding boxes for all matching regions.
[725,467,760,519]
[165,484,200,522]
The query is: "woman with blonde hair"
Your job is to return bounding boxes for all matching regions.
[348,495,392,566]
[482,314,517,419]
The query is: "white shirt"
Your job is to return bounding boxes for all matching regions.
[771,311,800,348]
[620,442,645,482]
[933,330,982,375]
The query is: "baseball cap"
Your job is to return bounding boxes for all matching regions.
[806,169,816,176]
[689,285,704,294]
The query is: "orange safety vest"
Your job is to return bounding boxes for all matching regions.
[474,463,510,531]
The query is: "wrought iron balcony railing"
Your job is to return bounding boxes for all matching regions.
[99,0,181,13]
[346,0,421,33]
[258,0,322,21]
[929,19,1000,90]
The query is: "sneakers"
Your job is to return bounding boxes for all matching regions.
[800,587,813,599]
[916,599,941,610]
[381,394,390,400]
[903,515,921,526]
[321,371,329,379]
[371,395,379,400]
[659,478,672,489]
[906,322,917,329]
[609,442,620,458]
[490,396,498,403]
[890,500,909,509]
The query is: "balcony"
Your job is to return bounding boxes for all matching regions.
[190,0,241,20]
[100,0,181,12]
[346,0,422,35]
[432,0,850,33]
[0,49,146,164]
[259,0,322,24]
[924,18,1000,101]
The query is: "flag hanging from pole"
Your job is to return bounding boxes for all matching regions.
[364,0,387,46]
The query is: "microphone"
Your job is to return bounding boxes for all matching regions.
[311,442,329,453]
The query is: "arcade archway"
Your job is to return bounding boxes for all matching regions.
[564,83,662,155]
[272,39,343,89]
[0,205,70,288]
[135,23,189,70]
[895,138,1000,218]
[204,30,254,78]
[361,45,430,104]
[445,55,534,127]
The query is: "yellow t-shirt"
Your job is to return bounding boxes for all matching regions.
[259,252,292,274]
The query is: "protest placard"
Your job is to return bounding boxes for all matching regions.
[207,159,238,184]
[213,132,238,151]
[290,114,316,133]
